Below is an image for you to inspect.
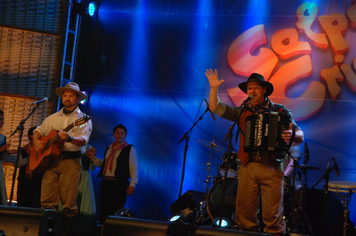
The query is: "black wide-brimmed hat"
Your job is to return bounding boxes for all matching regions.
[238,73,274,97]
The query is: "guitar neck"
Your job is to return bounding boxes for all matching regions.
[45,123,75,149]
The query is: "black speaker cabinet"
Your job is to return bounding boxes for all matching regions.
[103,216,272,236]
[0,205,62,236]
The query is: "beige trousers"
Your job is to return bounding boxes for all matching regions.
[235,161,285,234]
[41,158,82,217]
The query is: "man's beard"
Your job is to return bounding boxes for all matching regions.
[63,101,74,108]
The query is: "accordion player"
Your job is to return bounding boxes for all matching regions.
[244,111,294,160]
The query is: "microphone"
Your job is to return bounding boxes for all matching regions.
[204,99,216,121]
[241,95,253,107]
[224,122,236,142]
[332,157,340,176]
[32,97,48,105]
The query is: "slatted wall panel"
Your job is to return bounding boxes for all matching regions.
[0,94,53,150]
[0,0,64,34]
[2,162,18,202]
[0,94,52,203]
[0,27,61,100]
[0,0,66,203]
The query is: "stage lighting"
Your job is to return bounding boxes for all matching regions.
[80,91,88,105]
[212,217,231,229]
[72,0,97,17]
[115,208,134,218]
[87,2,96,16]
[167,213,186,223]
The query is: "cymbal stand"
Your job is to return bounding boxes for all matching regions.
[285,153,297,233]
[203,140,216,200]
[310,158,336,236]
[286,154,314,236]
[196,140,216,226]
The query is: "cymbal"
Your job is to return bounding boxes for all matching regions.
[299,165,319,170]
[197,139,225,153]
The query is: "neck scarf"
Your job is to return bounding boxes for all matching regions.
[63,106,77,115]
[103,140,129,174]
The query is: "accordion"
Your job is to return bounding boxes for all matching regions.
[244,111,291,158]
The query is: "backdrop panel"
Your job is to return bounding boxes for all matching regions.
[74,0,356,225]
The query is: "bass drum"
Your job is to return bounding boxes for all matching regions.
[206,177,237,225]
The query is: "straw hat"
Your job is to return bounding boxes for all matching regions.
[55,82,87,101]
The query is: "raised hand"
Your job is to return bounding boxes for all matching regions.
[205,69,225,88]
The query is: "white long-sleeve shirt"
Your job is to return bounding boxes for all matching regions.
[91,145,138,188]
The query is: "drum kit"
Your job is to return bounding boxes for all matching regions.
[196,139,240,227]
[195,139,354,236]
[196,138,318,231]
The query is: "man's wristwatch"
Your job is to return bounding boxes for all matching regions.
[66,135,73,142]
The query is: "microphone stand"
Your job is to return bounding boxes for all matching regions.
[310,158,335,236]
[8,104,40,205]
[178,106,210,198]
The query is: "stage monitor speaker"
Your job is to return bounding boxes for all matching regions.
[169,190,205,224]
[103,216,272,236]
[103,216,169,236]
[0,205,62,236]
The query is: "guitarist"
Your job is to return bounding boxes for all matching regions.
[32,82,92,236]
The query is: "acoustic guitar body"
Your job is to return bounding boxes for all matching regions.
[29,130,63,173]
[29,114,91,173]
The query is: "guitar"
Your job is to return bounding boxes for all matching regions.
[29,114,91,172]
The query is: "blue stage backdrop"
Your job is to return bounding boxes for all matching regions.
[74,0,356,225]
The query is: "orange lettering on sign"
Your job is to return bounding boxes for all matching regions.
[268,55,325,121]
[227,24,278,79]
[347,4,356,29]
[296,2,328,49]
[271,28,311,60]
[320,65,344,100]
[319,14,348,54]
[228,55,325,121]
[340,64,356,92]
[334,54,344,65]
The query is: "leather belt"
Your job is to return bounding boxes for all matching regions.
[103,176,117,181]
[60,151,81,159]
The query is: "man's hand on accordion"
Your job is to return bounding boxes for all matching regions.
[282,123,294,143]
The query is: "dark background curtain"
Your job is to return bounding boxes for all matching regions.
[73,0,356,225]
